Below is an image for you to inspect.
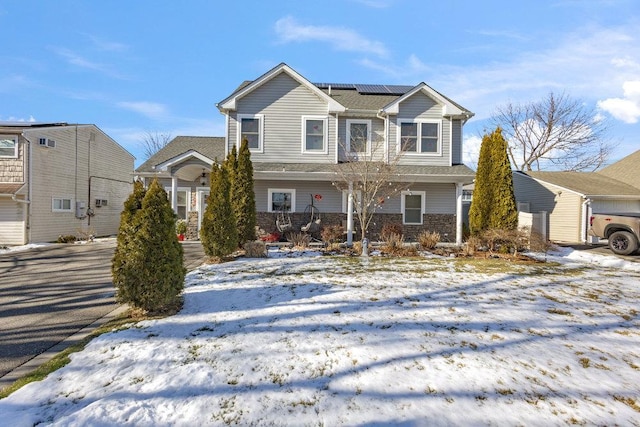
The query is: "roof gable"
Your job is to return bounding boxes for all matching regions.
[598,149,640,190]
[382,83,472,117]
[136,136,225,173]
[217,63,346,113]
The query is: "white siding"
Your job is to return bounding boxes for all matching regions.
[0,199,26,245]
[232,73,336,164]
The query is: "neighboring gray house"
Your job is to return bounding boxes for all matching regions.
[513,168,640,243]
[137,63,475,243]
[0,123,134,245]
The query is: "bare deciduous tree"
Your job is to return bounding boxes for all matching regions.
[492,92,614,171]
[332,128,408,242]
[141,131,172,160]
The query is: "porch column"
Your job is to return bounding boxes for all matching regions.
[455,183,463,246]
[171,174,178,214]
[347,181,354,246]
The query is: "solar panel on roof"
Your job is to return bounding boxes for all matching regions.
[384,85,414,95]
[313,83,355,90]
[354,84,389,94]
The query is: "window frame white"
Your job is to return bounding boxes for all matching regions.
[0,135,18,158]
[401,190,426,225]
[268,188,296,213]
[341,189,363,214]
[346,119,371,155]
[237,114,264,153]
[52,197,73,212]
[165,187,191,220]
[301,116,328,154]
[397,119,442,155]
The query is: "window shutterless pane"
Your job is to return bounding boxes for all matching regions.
[305,120,324,151]
[422,123,438,137]
[241,118,260,149]
[400,123,418,152]
[272,192,292,211]
[405,194,421,209]
[349,123,368,152]
[0,138,16,157]
[405,209,421,223]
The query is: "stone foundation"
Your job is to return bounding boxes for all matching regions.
[186,211,199,240]
[256,211,456,242]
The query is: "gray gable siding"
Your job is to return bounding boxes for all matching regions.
[387,92,452,167]
[231,73,336,164]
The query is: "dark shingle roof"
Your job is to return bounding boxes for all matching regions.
[136,136,225,173]
[523,171,640,197]
[598,149,640,190]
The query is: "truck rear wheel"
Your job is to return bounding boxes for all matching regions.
[608,231,638,255]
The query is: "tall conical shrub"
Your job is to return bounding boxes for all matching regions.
[200,162,238,258]
[489,128,518,230]
[112,180,146,301]
[469,127,518,235]
[115,179,185,312]
[469,131,494,235]
[233,138,257,243]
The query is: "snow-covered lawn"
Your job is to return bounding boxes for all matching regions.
[2,248,640,426]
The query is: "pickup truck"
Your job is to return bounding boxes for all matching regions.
[589,213,640,255]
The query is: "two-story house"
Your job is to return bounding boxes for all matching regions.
[0,123,134,245]
[137,63,475,244]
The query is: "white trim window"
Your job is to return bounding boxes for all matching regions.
[268,188,296,212]
[52,198,72,212]
[398,120,441,154]
[341,189,363,214]
[165,187,191,220]
[346,119,371,154]
[0,135,18,158]
[401,191,426,224]
[238,114,263,152]
[302,116,328,154]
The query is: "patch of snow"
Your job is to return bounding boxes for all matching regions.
[1,249,639,426]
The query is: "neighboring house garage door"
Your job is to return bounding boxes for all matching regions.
[591,200,640,214]
[0,199,26,245]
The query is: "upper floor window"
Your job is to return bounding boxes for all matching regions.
[398,120,440,154]
[302,116,328,154]
[238,114,263,152]
[401,191,425,224]
[0,136,18,158]
[346,120,371,154]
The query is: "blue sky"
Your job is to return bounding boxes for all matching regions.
[2,0,639,168]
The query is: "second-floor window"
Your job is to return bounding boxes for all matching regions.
[302,116,328,154]
[399,120,440,154]
[0,136,18,158]
[346,120,371,154]
[238,114,263,152]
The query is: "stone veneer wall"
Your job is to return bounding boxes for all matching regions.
[256,211,456,242]
[186,211,199,240]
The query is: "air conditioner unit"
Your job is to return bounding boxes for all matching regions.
[95,199,102,207]
[38,138,56,148]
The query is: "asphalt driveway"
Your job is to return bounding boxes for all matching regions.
[0,240,206,389]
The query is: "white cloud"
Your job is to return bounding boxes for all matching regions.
[116,101,169,120]
[52,47,127,79]
[86,34,128,52]
[598,80,640,124]
[359,54,430,81]
[0,115,36,123]
[274,16,388,58]
[462,135,482,169]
